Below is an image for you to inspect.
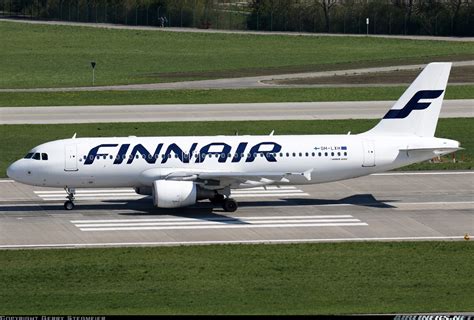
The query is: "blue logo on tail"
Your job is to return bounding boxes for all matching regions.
[383,90,444,119]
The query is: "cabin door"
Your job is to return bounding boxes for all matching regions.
[65,144,78,171]
[362,140,376,167]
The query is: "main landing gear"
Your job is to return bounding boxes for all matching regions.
[210,194,238,212]
[64,187,76,210]
[222,198,238,212]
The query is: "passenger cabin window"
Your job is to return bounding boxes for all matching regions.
[41,153,48,160]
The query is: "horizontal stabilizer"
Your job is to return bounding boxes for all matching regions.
[399,147,463,151]
[400,147,462,156]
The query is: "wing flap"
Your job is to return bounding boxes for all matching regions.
[140,168,313,186]
[197,170,312,181]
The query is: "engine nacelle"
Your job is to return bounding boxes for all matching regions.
[134,186,152,195]
[152,180,197,208]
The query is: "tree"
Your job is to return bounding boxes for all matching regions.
[447,0,463,35]
[317,0,337,32]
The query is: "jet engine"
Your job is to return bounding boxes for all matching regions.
[152,180,215,208]
[134,186,152,195]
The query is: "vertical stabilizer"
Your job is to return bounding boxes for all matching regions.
[363,62,451,137]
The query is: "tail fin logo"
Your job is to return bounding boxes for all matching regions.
[383,90,444,119]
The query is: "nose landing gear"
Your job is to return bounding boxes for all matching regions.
[64,187,76,210]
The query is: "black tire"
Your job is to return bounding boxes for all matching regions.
[222,198,238,212]
[64,200,75,210]
[210,194,225,205]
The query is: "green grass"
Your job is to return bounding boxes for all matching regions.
[1,242,473,314]
[1,20,473,88]
[1,85,473,107]
[1,118,471,176]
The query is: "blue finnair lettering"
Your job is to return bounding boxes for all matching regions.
[383,90,444,119]
[245,142,281,162]
[195,143,231,163]
[127,143,163,164]
[84,144,118,165]
[83,142,282,165]
[113,144,130,164]
[232,142,248,163]
[161,143,198,164]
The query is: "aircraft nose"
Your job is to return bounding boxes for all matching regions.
[6,160,28,182]
[6,161,17,179]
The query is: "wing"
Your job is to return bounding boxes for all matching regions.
[140,168,313,188]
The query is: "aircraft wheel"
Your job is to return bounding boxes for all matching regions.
[64,200,75,210]
[222,198,238,212]
[210,194,225,205]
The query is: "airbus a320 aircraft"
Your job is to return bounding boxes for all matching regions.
[7,63,460,212]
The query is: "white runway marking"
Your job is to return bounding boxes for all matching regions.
[0,236,466,249]
[78,223,369,232]
[70,215,354,223]
[75,219,362,228]
[0,180,15,183]
[34,186,309,201]
[71,214,368,232]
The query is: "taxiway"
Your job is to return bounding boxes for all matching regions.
[1,100,472,124]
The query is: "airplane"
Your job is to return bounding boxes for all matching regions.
[6,62,461,212]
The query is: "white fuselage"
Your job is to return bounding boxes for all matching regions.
[6,134,457,190]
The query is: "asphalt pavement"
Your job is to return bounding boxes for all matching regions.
[0,171,472,249]
[1,100,472,124]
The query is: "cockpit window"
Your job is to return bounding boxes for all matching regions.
[41,153,48,160]
[32,153,41,160]
[24,153,34,159]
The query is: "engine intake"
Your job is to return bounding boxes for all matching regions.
[152,180,216,208]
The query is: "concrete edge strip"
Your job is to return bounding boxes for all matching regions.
[371,171,474,176]
[0,236,467,250]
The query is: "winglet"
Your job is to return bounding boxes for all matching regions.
[72,133,77,139]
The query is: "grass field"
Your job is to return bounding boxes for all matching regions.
[1,118,471,176]
[1,85,473,107]
[1,242,472,314]
[1,21,473,88]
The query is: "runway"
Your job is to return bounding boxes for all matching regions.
[1,100,472,124]
[0,171,472,249]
